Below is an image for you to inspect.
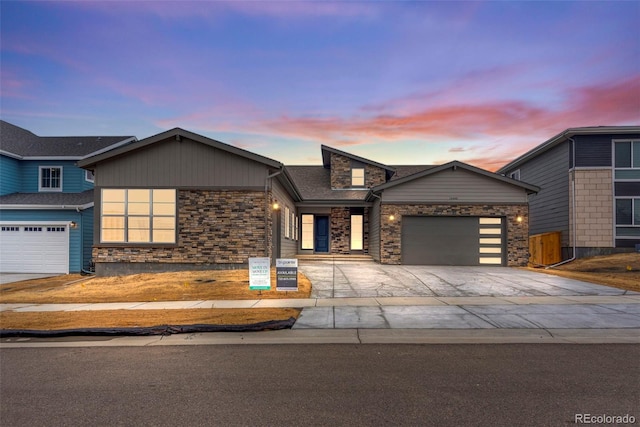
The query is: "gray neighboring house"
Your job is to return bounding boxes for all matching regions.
[79,128,538,275]
[498,126,640,259]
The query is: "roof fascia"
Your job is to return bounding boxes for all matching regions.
[0,150,23,160]
[78,128,282,169]
[497,126,640,173]
[80,136,138,160]
[372,161,539,194]
[320,145,396,172]
[0,202,94,210]
[278,167,303,202]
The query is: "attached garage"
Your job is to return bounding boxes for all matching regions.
[0,222,69,273]
[401,216,505,266]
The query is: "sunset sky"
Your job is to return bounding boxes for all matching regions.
[1,1,639,170]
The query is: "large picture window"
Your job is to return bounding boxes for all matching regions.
[39,166,62,191]
[614,140,640,179]
[101,189,176,243]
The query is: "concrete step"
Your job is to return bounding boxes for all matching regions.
[296,254,375,263]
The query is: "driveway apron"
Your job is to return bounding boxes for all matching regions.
[293,262,640,330]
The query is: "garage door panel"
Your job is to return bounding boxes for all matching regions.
[0,223,69,273]
[401,216,505,266]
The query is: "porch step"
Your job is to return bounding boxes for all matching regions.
[295,254,375,263]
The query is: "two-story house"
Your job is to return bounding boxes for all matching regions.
[498,126,640,260]
[78,127,538,275]
[0,121,135,273]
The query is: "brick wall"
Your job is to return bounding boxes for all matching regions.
[365,164,386,188]
[93,190,271,274]
[379,204,529,266]
[570,169,613,248]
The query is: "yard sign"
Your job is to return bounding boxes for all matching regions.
[276,258,298,291]
[249,257,271,290]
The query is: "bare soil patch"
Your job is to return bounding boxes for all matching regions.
[0,269,310,331]
[0,269,311,304]
[528,253,640,293]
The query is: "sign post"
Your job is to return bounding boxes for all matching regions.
[276,258,298,292]
[249,257,271,290]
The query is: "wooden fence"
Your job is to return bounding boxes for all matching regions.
[529,231,562,266]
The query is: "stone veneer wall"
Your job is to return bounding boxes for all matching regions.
[93,190,271,274]
[330,207,369,254]
[330,152,387,189]
[379,204,529,266]
[570,169,613,249]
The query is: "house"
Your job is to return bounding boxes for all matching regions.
[0,121,135,273]
[497,126,640,259]
[78,127,538,275]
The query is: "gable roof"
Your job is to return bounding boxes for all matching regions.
[285,165,369,202]
[368,160,539,200]
[321,145,396,179]
[0,120,135,159]
[78,127,282,170]
[497,126,640,173]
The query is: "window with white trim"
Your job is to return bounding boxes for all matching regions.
[101,189,176,243]
[39,166,62,191]
[284,206,290,238]
[85,170,95,183]
[509,170,521,181]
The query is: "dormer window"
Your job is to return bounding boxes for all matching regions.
[351,167,365,187]
[39,166,62,192]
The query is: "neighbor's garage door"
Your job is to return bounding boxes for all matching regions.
[0,223,69,273]
[401,216,505,266]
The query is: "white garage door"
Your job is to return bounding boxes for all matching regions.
[0,223,69,274]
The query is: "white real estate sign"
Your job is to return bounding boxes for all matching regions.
[248,257,271,290]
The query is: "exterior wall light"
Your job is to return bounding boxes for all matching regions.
[389,215,395,221]
[272,202,280,210]
[69,221,78,229]
[516,214,523,223]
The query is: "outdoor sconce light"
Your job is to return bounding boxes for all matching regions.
[272,201,280,210]
[516,213,523,223]
[70,221,78,229]
[388,215,395,221]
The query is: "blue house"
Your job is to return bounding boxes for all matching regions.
[0,121,135,273]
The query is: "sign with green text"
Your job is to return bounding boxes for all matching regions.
[249,257,271,290]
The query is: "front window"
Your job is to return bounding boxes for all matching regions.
[351,168,365,187]
[615,198,640,237]
[614,140,640,179]
[101,189,176,243]
[350,214,363,250]
[85,170,95,183]
[301,214,314,250]
[39,166,62,191]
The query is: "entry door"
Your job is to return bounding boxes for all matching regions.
[314,216,329,253]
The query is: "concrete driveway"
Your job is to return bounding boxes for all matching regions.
[0,273,59,285]
[294,262,640,330]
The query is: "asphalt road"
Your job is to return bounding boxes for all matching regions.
[1,344,638,426]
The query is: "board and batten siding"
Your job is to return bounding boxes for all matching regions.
[369,199,381,261]
[506,142,570,247]
[382,168,528,204]
[272,178,297,258]
[95,138,270,188]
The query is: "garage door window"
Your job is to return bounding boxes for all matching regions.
[101,189,176,243]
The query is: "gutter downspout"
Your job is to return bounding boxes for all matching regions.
[265,169,283,257]
[546,136,577,269]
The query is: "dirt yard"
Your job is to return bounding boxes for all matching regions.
[528,252,640,293]
[0,269,311,331]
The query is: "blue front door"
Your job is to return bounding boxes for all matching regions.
[314,216,329,253]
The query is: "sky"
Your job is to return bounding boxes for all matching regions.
[1,1,639,171]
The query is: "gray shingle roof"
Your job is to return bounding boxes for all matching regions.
[0,121,134,158]
[0,190,94,207]
[285,166,369,201]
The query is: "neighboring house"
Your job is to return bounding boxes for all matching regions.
[78,127,538,275]
[498,126,640,259]
[0,121,135,273]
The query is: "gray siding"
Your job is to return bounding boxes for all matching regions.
[382,168,528,204]
[96,137,269,188]
[506,142,570,246]
[369,199,381,261]
[272,178,297,258]
[574,134,612,167]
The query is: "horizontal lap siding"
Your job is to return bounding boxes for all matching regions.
[515,143,570,247]
[0,156,20,195]
[272,179,297,258]
[96,138,268,188]
[382,168,528,204]
[369,199,381,261]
